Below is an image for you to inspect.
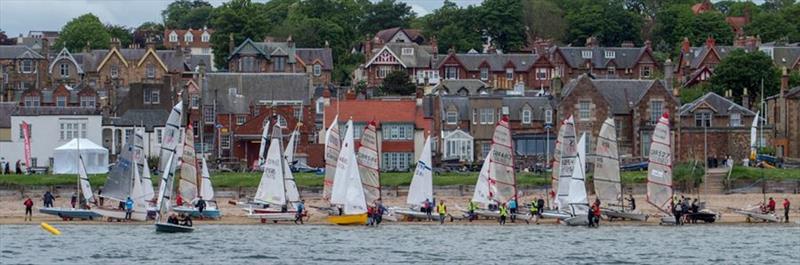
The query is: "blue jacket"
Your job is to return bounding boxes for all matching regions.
[125,199,134,211]
[509,200,517,209]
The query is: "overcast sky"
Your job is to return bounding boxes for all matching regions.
[0,0,483,37]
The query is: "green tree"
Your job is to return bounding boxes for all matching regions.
[480,0,527,51]
[710,49,780,105]
[54,13,111,51]
[683,12,734,46]
[745,12,797,43]
[162,0,213,29]
[359,0,415,37]
[106,24,133,48]
[133,22,165,47]
[380,70,416,95]
[208,0,272,68]
[716,1,761,17]
[781,4,800,42]
[762,0,796,11]
[652,4,694,54]
[564,0,642,46]
[522,0,566,42]
[418,1,482,52]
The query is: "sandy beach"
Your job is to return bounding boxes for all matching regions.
[1,192,797,225]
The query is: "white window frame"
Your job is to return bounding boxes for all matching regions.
[20,60,34,73]
[24,96,40,107]
[236,115,246,125]
[313,64,322,76]
[191,95,200,109]
[204,106,215,123]
[58,119,88,141]
[581,50,592,59]
[479,108,495,125]
[695,112,712,127]
[579,100,591,121]
[156,128,163,144]
[401,48,414,56]
[536,68,547,80]
[604,50,615,59]
[201,32,210,42]
[146,63,156,78]
[522,109,532,124]
[480,67,489,80]
[169,32,178,42]
[445,66,458,80]
[378,65,392,79]
[60,63,69,77]
[56,96,67,107]
[110,64,119,78]
[446,110,458,125]
[650,100,663,124]
[505,68,514,80]
[274,57,286,72]
[545,109,553,125]
[151,90,160,104]
[220,134,231,149]
[184,33,193,42]
[607,66,616,76]
[80,96,95,108]
[730,113,741,127]
[293,105,303,121]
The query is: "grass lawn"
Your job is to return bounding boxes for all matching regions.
[728,166,800,181]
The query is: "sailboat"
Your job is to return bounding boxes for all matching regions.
[645,113,676,225]
[230,118,272,209]
[93,141,149,221]
[562,133,590,226]
[323,115,341,201]
[393,135,443,221]
[543,115,578,220]
[358,121,381,205]
[749,111,759,166]
[154,153,193,232]
[39,141,102,220]
[172,125,221,219]
[133,128,156,217]
[246,124,304,223]
[327,119,369,225]
[595,118,647,221]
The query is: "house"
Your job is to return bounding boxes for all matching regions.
[550,39,660,84]
[0,107,103,170]
[163,27,216,70]
[678,92,763,162]
[434,51,555,91]
[203,73,319,168]
[19,84,97,108]
[372,27,426,47]
[321,91,431,171]
[691,0,751,37]
[226,38,333,87]
[766,69,800,159]
[0,45,47,102]
[558,72,679,159]
[102,109,168,158]
[11,31,59,52]
[360,42,438,88]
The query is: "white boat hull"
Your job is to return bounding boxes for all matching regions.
[563,215,590,226]
[93,207,148,221]
[602,209,648,221]
[732,210,779,222]
[392,208,448,221]
[541,210,572,220]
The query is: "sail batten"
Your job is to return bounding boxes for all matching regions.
[323,115,341,200]
[358,121,381,205]
[556,116,577,212]
[407,136,433,206]
[593,118,621,208]
[179,125,199,200]
[646,113,673,214]
[488,117,516,203]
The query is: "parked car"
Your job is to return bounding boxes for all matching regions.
[621,161,648,171]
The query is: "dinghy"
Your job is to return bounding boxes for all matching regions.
[393,135,448,221]
[172,125,221,219]
[322,115,341,201]
[356,121,397,221]
[154,153,194,233]
[246,124,305,222]
[133,129,157,218]
[645,113,675,225]
[548,116,579,221]
[563,133,590,226]
[93,142,149,221]
[39,150,101,221]
[728,206,779,222]
[594,118,647,221]
[327,119,368,225]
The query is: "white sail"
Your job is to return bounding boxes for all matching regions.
[200,158,214,200]
[551,130,561,203]
[159,102,183,174]
[488,116,516,203]
[140,156,155,200]
[593,118,621,208]
[179,125,199,200]
[407,136,433,206]
[131,161,148,211]
[556,115,577,211]
[358,121,381,205]
[568,133,589,216]
[258,120,270,168]
[283,156,300,204]
[750,111,759,160]
[155,153,176,221]
[646,113,673,214]
[336,120,367,215]
[102,142,135,202]
[285,128,297,164]
[77,155,93,202]
[254,125,286,206]
[472,150,493,205]
[133,129,155,200]
[323,115,341,200]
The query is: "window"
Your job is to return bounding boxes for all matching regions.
[236,115,246,125]
[545,109,553,125]
[191,95,199,108]
[221,134,231,149]
[316,99,325,114]
[607,67,616,76]
[401,48,414,55]
[293,106,302,121]
[274,57,286,72]
[201,33,210,42]
[445,66,458,79]
[581,50,592,59]
[56,96,67,107]
[641,130,652,157]
[240,57,255,72]
[184,33,193,42]
[169,32,178,42]
[24,96,40,107]
[479,108,495,125]
[110,64,119,78]
[59,119,88,141]
[20,60,34,73]
[641,66,652,78]
[146,63,156,78]
[60,63,69,76]
[313,64,321,76]
[650,100,663,124]
[694,112,712,127]
[730,113,742,127]
[384,123,413,140]
[536,68,547,80]
[481,143,491,158]
[522,109,532,124]
[480,67,489,80]
[605,50,615,59]
[381,152,413,171]
[156,129,163,144]
[344,122,367,139]
[446,111,458,125]
[515,136,556,156]
[144,89,151,104]
[445,137,473,162]
[579,100,591,121]
[378,65,392,78]
[580,131,593,151]
[151,90,160,104]
[80,96,95,108]
[124,129,133,143]
[192,121,199,136]
[204,106,215,123]
[615,118,624,139]
[506,68,514,80]
[19,124,31,139]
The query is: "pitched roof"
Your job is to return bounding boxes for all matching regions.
[378,42,434,68]
[563,74,670,114]
[680,92,756,116]
[229,39,332,68]
[203,73,311,114]
[374,27,424,43]
[433,79,489,96]
[441,96,470,121]
[324,98,423,128]
[296,48,333,70]
[437,53,541,71]
[48,48,84,74]
[502,96,554,121]
[103,109,169,131]
[556,46,650,69]
[0,102,18,128]
[770,46,800,68]
[683,45,752,69]
[0,45,44,59]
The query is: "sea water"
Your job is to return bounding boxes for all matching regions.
[0,224,797,264]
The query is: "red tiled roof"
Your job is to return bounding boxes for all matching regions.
[324,98,422,128]
[726,17,748,30]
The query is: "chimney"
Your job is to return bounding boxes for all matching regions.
[228,33,235,54]
[111,38,120,49]
[705,36,715,49]
[263,36,274,43]
[742,88,750,110]
[644,40,652,50]
[322,87,331,107]
[431,36,438,55]
[364,34,372,57]
[416,89,423,107]
[146,37,155,50]
[664,59,675,96]
[681,37,691,54]
[41,38,49,57]
[781,67,789,96]
[551,77,562,98]
[621,41,635,48]
[586,36,596,48]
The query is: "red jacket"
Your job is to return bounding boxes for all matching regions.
[24,198,33,207]
[784,200,791,209]
[176,195,183,206]
[768,199,776,211]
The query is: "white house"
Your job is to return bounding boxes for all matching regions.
[442,129,474,162]
[0,107,103,170]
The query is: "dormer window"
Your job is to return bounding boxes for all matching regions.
[169,31,178,42]
[522,109,532,124]
[401,48,414,56]
[506,68,513,80]
[480,67,489,80]
[581,50,592,59]
[313,64,321,76]
[730,113,742,127]
[146,63,156,78]
[184,33,193,42]
[201,32,210,42]
[604,50,615,59]
[20,60,34,73]
[110,64,119,78]
[60,63,69,76]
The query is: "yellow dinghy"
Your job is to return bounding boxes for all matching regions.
[327,213,368,225]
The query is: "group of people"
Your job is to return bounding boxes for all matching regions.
[763,197,792,223]
[671,195,701,225]
[417,198,448,224]
[166,213,192,227]
[0,157,22,175]
[366,200,387,226]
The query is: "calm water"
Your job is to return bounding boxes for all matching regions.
[0,224,797,264]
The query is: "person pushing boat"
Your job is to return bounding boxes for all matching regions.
[526,197,540,225]
[295,200,305,225]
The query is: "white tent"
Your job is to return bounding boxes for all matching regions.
[53,138,109,174]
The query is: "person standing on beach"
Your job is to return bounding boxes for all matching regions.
[508,198,518,223]
[498,203,508,225]
[294,199,305,225]
[176,194,184,207]
[42,191,54,208]
[467,200,477,221]
[23,196,34,221]
[626,194,636,211]
[423,199,432,221]
[70,192,77,209]
[767,197,776,213]
[125,197,134,220]
[783,198,790,223]
[97,188,104,206]
[436,200,447,224]
[527,198,539,224]
[375,200,386,226]
[195,196,206,217]
[0,157,6,175]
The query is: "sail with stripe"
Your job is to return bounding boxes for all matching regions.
[159,102,183,174]
[133,128,154,200]
[200,157,214,200]
[488,116,516,203]
[556,115,577,212]
[750,111,759,161]
[331,119,367,214]
[358,121,381,205]
[407,135,433,206]
[472,150,493,205]
[568,133,589,216]
[551,128,562,206]
[179,124,199,200]
[254,125,287,206]
[593,118,621,208]
[646,112,673,214]
[323,115,341,200]
[258,120,271,168]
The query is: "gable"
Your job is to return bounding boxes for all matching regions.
[365,47,404,67]
[48,48,83,74]
[96,48,128,71]
[135,49,169,71]
[228,39,268,60]
[389,30,411,43]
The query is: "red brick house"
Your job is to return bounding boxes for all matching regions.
[361,42,439,88]
[226,38,333,87]
[163,27,215,70]
[550,40,660,85]
[434,52,555,91]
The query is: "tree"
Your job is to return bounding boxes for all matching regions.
[522,0,566,42]
[162,0,213,29]
[208,0,273,68]
[564,0,642,46]
[710,49,779,105]
[54,13,111,51]
[781,3,800,42]
[762,0,796,11]
[652,4,694,54]
[686,12,734,46]
[745,12,797,43]
[106,24,133,48]
[0,29,13,45]
[418,1,482,52]
[379,70,416,95]
[480,0,527,51]
[359,0,415,37]
[134,22,165,47]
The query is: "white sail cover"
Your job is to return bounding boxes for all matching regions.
[200,158,214,200]
[488,116,516,203]
[593,118,621,207]
[407,136,433,206]
[103,143,135,202]
[556,115,577,211]
[568,133,589,216]
[77,155,94,202]
[159,101,183,174]
[285,128,297,164]
[258,120,270,168]
[254,125,287,206]
[179,125,199,200]
[646,113,673,214]
[155,153,176,221]
[134,129,154,200]
[358,121,381,205]
[323,115,341,200]
[750,111,759,160]
[472,150,492,205]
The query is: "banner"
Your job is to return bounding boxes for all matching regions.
[22,121,31,171]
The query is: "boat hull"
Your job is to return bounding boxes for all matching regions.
[172,206,222,219]
[563,215,590,226]
[602,209,648,221]
[38,207,102,220]
[732,210,779,222]
[155,223,195,233]
[541,210,572,220]
[392,209,447,221]
[327,213,368,225]
[93,207,148,221]
[659,216,677,225]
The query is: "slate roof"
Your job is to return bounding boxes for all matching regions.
[556,47,649,69]
[433,79,489,96]
[72,48,203,72]
[203,73,311,115]
[296,48,333,70]
[679,92,756,116]
[563,74,671,115]
[375,27,424,43]
[48,48,84,74]
[0,102,18,128]
[379,42,435,68]
[770,47,800,69]
[0,45,44,59]
[440,96,470,121]
[228,39,333,69]
[437,53,541,71]
[502,96,554,121]
[103,109,169,131]
[683,45,752,69]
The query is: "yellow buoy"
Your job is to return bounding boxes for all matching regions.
[40,222,61,235]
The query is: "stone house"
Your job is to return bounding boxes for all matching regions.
[163,27,215,70]
[0,45,47,102]
[678,92,762,162]
[766,70,800,159]
[226,38,333,87]
[434,52,555,91]
[549,39,660,85]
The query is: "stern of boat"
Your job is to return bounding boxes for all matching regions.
[326,213,368,225]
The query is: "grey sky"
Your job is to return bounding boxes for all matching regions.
[0,0,483,37]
